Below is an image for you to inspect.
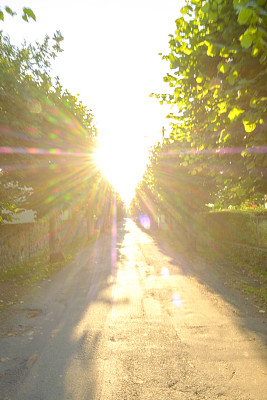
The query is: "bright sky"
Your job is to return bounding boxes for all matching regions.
[2,0,184,203]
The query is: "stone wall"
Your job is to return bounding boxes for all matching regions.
[0,212,89,270]
[0,221,49,269]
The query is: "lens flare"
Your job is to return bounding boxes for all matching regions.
[172,293,182,308]
[161,267,170,278]
[139,214,151,229]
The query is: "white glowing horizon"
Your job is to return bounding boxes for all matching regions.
[3,0,184,201]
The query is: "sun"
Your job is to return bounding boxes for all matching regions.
[93,136,148,205]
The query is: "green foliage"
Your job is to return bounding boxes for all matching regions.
[22,7,36,22]
[0,13,125,268]
[0,5,36,22]
[0,32,99,220]
[150,0,267,206]
[131,138,218,235]
[196,214,267,307]
[0,31,124,269]
[0,235,87,311]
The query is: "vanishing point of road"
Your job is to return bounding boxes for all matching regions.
[0,218,267,400]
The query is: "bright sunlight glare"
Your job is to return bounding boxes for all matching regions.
[94,134,149,205]
[2,0,179,205]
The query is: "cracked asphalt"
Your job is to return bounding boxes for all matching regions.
[0,218,267,399]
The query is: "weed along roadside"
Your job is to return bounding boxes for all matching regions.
[195,210,267,311]
[198,242,267,312]
[151,209,267,313]
[0,237,88,312]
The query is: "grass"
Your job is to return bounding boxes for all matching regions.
[234,282,267,308]
[142,224,267,310]
[198,239,267,310]
[0,240,81,284]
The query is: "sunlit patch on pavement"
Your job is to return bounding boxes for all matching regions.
[172,293,182,308]
[139,214,151,229]
[161,267,170,278]
[111,196,117,277]
[107,275,116,285]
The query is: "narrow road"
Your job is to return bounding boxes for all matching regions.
[0,218,267,400]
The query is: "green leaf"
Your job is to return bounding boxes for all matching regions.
[180,42,192,55]
[201,2,209,13]
[251,46,259,57]
[169,53,179,69]
[237,8,253,25]
[0,11,4,20]
[240,32,253,48]
[218,101,227,114]
[223,133,231,142]
[227,70,238,85]
[23,8,36,21]
[219,129,226,142]
[206,42,216,57]
[5,6,16,16]
[175,17,184,27]
[243,119,257,132]
[249,97,257,108]
[233,0,246,10]
[220,47,230,57]
[180,6,188,15]
[228,107,245,121]
[218,62,230,74]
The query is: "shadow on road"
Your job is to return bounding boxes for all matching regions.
[138,222,267,343]
[0,219,129,400]
[53,219,129,400]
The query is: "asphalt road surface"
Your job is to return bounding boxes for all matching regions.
[0,218,267,400]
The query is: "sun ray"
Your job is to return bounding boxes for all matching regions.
[93,135,149,206]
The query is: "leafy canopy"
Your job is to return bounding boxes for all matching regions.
[0,30,99,220]
[148,0,267,209]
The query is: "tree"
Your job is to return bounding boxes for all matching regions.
[0,32,99,260]
[132,138,218,249]
[152,0,267,207]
